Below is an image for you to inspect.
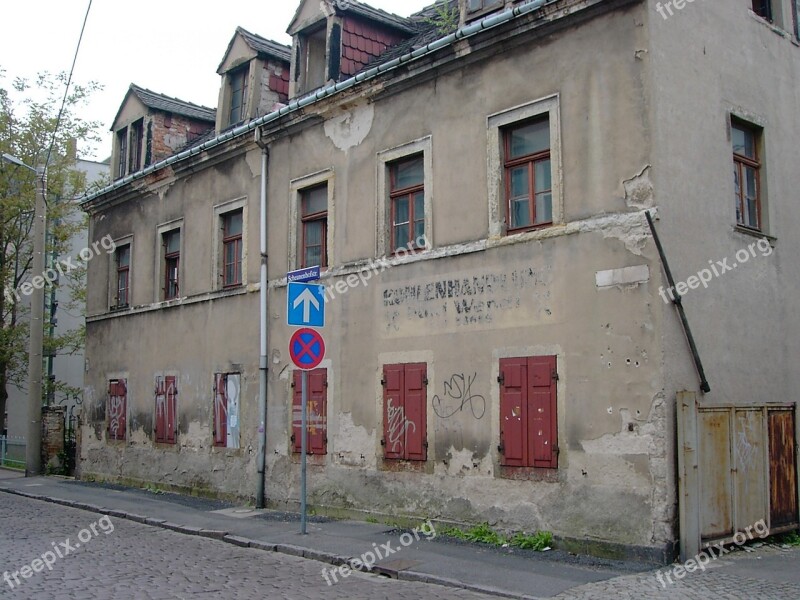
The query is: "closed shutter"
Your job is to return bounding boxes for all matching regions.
[499,358,527,467]
[499,356,558,468]
[292,370,303,453]
[528,356,557,468]
[308,369,327,455]
[382,364,406,459]
[293,369,328,455]
[108,379,127,441]
[213,374,227,447]
[383,363,427,461]
[155,377,166,443]
[404,363,427,461]
[165,375,177,444]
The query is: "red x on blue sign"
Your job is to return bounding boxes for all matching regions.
[289,328,326,370]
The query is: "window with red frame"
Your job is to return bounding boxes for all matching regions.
[390,155,425,253]
[163,230,180,300]
[504,117,552,232]
[222,210,243,287]
[115,244,130,308]
[301,184,327,268]
[732,122,762,231]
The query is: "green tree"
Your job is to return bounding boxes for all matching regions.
[0,68,103,435]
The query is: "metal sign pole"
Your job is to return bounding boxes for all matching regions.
[300,369,308,535]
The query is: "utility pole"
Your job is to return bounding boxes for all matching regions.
[2,154,46,476]
[27,166,47,475]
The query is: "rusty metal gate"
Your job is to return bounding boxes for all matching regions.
[678,392,799,560]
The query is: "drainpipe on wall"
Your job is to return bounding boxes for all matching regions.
[256,144,269,508]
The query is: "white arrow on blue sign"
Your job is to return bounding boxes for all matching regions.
[287,282,326,328]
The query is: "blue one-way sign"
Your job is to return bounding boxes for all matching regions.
[287,282,325,328]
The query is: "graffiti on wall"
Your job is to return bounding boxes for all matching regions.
[386,397,416,453]
[383,267,551,331]
[433,373,486,420]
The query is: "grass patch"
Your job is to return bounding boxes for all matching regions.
[770,531,800,546]
[441,522,552,550]
[365,516,379,524]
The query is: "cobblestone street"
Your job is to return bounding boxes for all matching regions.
[0,494,494,600]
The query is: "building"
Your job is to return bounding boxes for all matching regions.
[80,0,800,563]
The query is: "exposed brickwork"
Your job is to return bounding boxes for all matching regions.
[341,16,407,76]
[149,112,215,163]
[260,59,291,115]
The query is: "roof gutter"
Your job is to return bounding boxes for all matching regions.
[82,0,548,207]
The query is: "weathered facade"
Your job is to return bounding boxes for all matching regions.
[80,0,800,563]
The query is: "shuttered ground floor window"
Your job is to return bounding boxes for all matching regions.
[154,375,177,444]
[382,363,427,461]
[292,369,328,455]
[499,356,558,469]
[214,373,241,449]
[107,379,127,442]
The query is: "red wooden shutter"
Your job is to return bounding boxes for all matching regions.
[528,356,557,468]
[108,379,127,441]
[308,369,327,455]
[155,377,166,443]
[382,365,406,459]
[165,375,177,444]
[214,374,227,447]
[499,358,527,466]
[404,363,427,461]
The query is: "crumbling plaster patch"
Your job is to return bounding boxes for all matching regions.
[324,103,374,151]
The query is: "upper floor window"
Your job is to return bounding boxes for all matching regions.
[129,119,144,173]
[301,184,328,268]
[163,230,181,300]
[229,66,249,125]
[752,0,773,20]
[390,156,425,253]
[115,244,130,308]
[222,210,243,287]
[116,129,128,179]
[504,117,552,232]
[732,121,762,231]
[301,26,327,93]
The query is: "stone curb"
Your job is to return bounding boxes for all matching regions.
[0,484,527,599]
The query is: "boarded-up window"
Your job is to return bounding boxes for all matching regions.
[499,356,558,468]
[214,373,241,448]
[291,369,327,455]
[154,375,177,444]
[382,363,427,461]
[108,379,127,441]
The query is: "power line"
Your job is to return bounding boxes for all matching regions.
[44,0,93,172]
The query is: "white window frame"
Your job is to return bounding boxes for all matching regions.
[376,136,433,257]
[288,169,335,271]
[487,94,563,238]
[212,197,249,290]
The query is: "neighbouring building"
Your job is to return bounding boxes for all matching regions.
[79,0,800,562]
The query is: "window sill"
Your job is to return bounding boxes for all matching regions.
[90,286,252,322]
[505,222,554,236]
[733,224,776,244]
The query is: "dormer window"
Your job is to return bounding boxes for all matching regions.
[228,65,250,125]
[115,118,145,180]
[301,25,328,93]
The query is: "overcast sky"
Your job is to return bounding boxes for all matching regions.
[0,0,433,161]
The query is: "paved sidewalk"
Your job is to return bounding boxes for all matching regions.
[2,469,799,599]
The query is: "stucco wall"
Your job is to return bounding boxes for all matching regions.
[82,0,680,559]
